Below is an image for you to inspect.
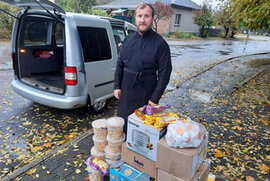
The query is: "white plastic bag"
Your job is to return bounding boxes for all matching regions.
[165,118,207,148]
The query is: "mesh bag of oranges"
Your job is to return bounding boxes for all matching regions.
[165,118,207,148]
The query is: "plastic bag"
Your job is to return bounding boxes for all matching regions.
[142,104,171,115]
[165,118,207,148]
[85,156,109,176]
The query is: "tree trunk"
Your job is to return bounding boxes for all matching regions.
[230,31,235,38]
[153,20,158,32]
[224,26,229,38]
[200,25,205,38]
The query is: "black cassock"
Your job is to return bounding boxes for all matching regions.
[114,29,172,133]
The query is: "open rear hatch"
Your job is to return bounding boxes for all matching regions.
[1,0,65,14]
[1,0,66,94]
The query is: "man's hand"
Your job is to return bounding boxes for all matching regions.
[148,100,157,106]
[114,89,121,99]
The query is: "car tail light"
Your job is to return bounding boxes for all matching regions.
[11,53,14,69]
[65,67,77,85]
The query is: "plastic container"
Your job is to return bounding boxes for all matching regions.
[106,133,125,153]
[86,166,103,181]
[93,135,107,152]
[104,145,121,161]
[106,117,125,140]
[105,157,121,166]
[91,146,105,161]
[92,119,107,140]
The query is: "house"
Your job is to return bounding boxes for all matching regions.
[93,0,201,34]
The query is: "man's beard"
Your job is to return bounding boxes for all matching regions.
[138,25,152,35]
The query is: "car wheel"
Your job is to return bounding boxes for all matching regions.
[89,100,106,114]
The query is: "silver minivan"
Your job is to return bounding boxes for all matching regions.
[1,0,137,113]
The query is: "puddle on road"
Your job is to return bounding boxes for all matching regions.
[189,89,212,103]
[218,50,231,55]
[222,42,233,46]
[179,45,202,49]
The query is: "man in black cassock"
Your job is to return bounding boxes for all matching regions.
[114,3,172,134]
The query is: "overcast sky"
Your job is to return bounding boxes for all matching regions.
[191,0,219,7]
[191,0,203,5]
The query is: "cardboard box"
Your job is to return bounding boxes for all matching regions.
[109,161,151,181]
[157,158,211,181]
[126,113,167,161]
[121,142,157,178]
[156,136,208,180]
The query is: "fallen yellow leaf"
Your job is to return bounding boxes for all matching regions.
[246,176,256,181]
[27,168,37,176]
[257,164,270,173]
[31,146,43,152]
[249,132,257,137]
[23,121,32,126]
[216,165,225,172]
[76,169,81,174]
[43,142,52,148]
[214,149,226,158]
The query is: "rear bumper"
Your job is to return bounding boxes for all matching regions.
[11,80,87,109]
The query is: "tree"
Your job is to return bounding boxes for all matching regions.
[230,0,270,32]
[193,2,214,38]
[214,2,240,38]
[0,2,19,38]
[151,1,173,33]
[56,0,97,14]
[92,9,111,17]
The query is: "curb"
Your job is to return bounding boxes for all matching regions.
[176,52,270,88]
[2,129,94,181]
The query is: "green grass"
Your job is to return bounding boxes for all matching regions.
[171,31,194,38]
[234,36,253,41]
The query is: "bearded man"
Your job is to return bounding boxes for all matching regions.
[114,3,172,134]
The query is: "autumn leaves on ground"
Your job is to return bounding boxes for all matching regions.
[0,58,269,180]
[206,59,270,180]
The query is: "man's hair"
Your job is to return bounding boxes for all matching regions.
[135,3,155,17]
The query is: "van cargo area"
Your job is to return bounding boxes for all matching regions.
[17,15,65,94]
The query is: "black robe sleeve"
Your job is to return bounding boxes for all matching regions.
[150,40,172,104]
[114,51,124,90]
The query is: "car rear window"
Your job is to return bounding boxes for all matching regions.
[112,26,126,43]
[77,27,112,62]
[20,17,50,46]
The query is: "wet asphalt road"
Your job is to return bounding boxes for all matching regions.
[0,67,118,176]
[168,36,270,87]
[160,53,270,117]
[0,36,269,178]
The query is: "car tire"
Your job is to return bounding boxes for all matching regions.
[87,99,106,114]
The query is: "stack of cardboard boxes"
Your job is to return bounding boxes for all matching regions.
[110,112,211,181]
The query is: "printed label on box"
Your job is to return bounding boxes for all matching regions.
[110,161,151,181]
[126,113,166,161]
[191,140,208,178]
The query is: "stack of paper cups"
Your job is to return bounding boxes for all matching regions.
[86,166,103,181]
[91,119,107,161]
[105,117,125,165]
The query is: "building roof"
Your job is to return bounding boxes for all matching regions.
[93,0,200,10]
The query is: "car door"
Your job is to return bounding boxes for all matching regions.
[0,0,65,14]
[75,16,117,104]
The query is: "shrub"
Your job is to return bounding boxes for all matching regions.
[171,31,193,38]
